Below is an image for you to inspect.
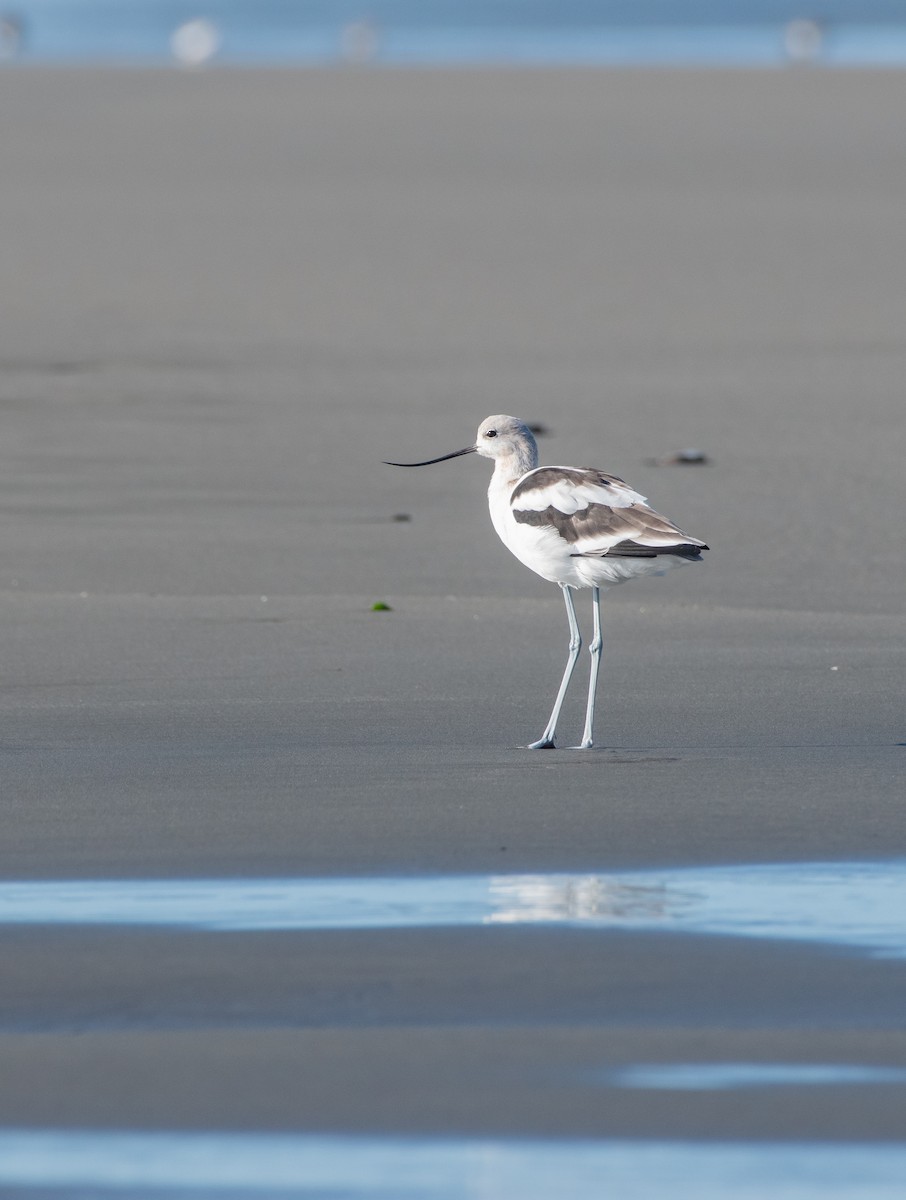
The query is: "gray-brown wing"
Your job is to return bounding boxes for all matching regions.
[511,466,708,557]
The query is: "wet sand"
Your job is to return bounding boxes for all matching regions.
[1,68,905,1150]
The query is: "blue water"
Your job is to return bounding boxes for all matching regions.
[2,1133,906,1197]
[2,0,906,65]
[606,1063,906,1089]
[2,861,906,957]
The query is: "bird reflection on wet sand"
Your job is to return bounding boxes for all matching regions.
[485,874,683,925]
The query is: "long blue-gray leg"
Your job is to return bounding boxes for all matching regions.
[528,582,582,750]
[575,586,602,749]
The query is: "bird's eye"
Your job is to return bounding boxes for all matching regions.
[485,429,497,438]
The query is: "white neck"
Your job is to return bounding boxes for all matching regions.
[486,441,538,550]
[492,439,538,489]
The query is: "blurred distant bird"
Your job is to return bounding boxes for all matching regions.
[386,415,709,749]
[170,17,220,66]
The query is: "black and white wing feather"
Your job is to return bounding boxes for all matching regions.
[510,467,708,559]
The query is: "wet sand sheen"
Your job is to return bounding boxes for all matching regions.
[3,1133,906,1198]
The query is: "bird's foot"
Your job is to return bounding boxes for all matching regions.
[568,740,594,750]
[527,737,557,750]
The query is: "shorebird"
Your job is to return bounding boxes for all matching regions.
[386,415,709,749]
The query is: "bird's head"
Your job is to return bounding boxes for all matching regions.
[474,415,537,463]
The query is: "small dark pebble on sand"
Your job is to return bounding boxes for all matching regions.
[645,449,711,466]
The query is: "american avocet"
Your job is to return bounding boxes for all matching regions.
[386,415,709,749]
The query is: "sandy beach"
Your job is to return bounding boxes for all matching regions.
[0,66,904,1160]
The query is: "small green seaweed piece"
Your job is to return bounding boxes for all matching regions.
[371,601,392,612]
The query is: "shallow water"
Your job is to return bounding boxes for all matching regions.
[605,1063,906,1090]
[1,860,904,956]
[2,1132,906,1198]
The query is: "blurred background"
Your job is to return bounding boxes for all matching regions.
[1,36,904,615]
[2,0,906,65]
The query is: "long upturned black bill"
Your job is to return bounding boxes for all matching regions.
[383,446,477,467]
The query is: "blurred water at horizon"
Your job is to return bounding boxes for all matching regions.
[2,0,906,65]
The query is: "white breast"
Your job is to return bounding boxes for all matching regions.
[488,471,587,586]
